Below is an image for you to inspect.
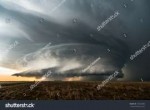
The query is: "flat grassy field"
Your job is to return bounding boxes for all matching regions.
[0,81,150,100]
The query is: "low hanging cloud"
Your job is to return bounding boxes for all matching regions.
[14,42,128,80]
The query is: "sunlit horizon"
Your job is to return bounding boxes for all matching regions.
[0,66,36,81]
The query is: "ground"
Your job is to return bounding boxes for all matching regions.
[0,81,150,100]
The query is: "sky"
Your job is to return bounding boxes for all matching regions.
[0,0,150,81]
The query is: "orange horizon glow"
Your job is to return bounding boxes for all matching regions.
[0,75,37,81]
[0,66,35,81]
[64,76,83,81]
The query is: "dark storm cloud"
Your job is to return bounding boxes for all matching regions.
[13,66,124,80]
[0,0,150,80]
[14,42,128,80]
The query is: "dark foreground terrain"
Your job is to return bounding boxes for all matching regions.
[0,81,150,100]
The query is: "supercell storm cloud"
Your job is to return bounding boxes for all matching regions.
[0,0,150,81]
